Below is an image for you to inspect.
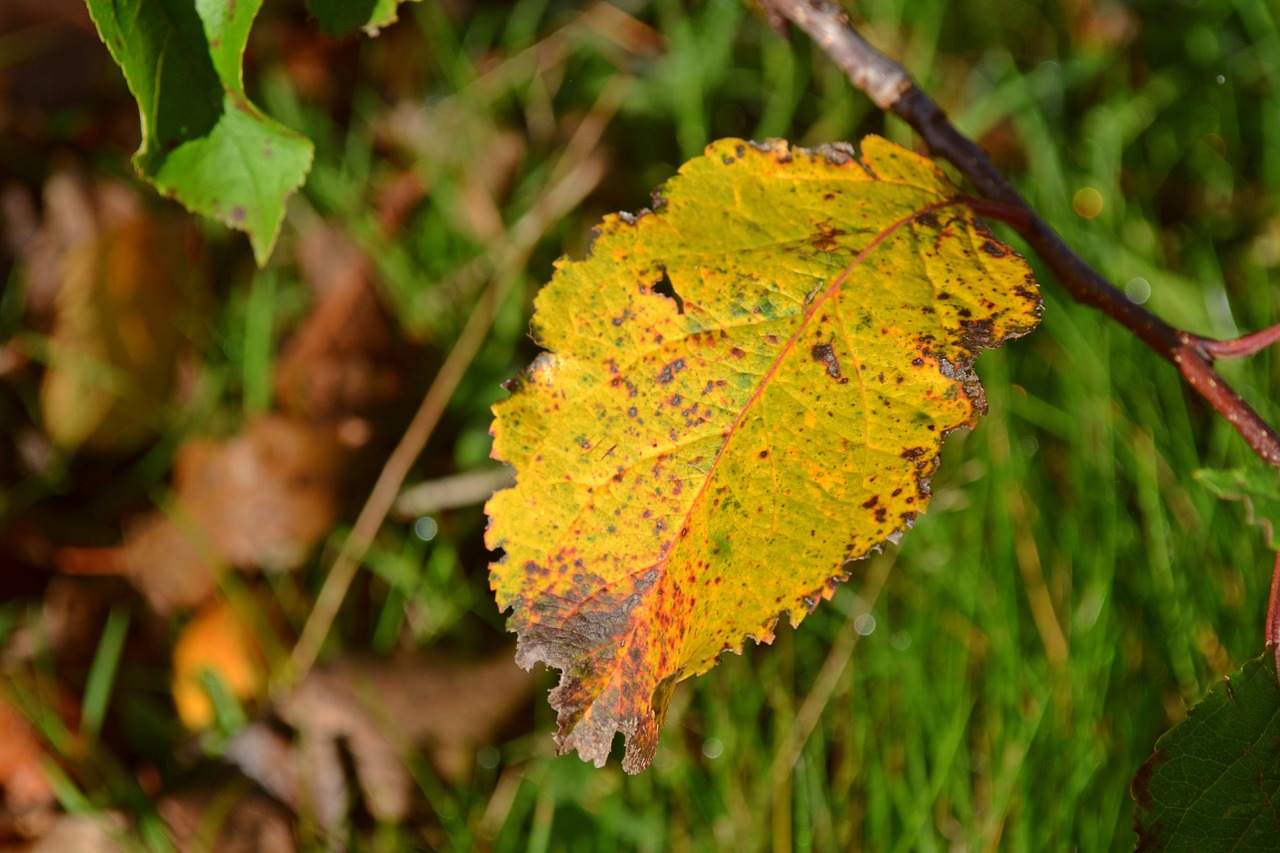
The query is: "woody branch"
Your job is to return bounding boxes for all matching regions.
[761,0,1280,473]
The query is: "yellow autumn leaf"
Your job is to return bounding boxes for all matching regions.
[487,136,1041,772]
[172,599,267,730]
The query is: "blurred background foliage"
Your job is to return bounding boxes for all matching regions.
[1,0,1279,849]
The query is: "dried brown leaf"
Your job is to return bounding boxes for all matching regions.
[228,648,535,828]
[373,171,425,236]
[56,416,341,613]
[32,170,201,452]
[277,226,412,429]
[0,695,57,841]
[2,813,127,853]
[1,576,151,669]
[159,789,295,853]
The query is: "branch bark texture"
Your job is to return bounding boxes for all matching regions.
[763,0,1280,471]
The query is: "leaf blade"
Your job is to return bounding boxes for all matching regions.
[85,0,313,264]
[307,0,422,37]
[1133,652,1280,851]
[488,137,1041,772]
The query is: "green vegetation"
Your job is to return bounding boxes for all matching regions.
[2,0,1278,848]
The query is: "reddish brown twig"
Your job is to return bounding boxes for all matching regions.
[1199,323,1280,361]
[1268,552,1280,675]
[761,0,1280,472]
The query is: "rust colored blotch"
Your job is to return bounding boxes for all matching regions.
[861,496,878,509]
[1131,750,1170,812]
[980,240,1008,258]
[811,222,845,253]
[759,450,769,459]
[811,342,842,379]
[654,358,686,384]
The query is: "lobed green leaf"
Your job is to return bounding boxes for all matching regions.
[85,0,313,264]
[1133,652,1280,851]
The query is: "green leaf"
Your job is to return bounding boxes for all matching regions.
[307,0,422,37]
[487,136,1041,772]
[85,0,314,264]
[1196,467,1280,549]
[1133,652,1280,850]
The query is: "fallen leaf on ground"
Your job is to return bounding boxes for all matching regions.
[456,130,525,242]
[56,416,341,613]
[373,171,425,236]
[227,647,535,827]
[0,694,57,841]
[276,226,412,430]
[1,813,127,853]
[172,599,269,730]
[29,169,200,452]
[159,789,294,853]
[1,576,163,671]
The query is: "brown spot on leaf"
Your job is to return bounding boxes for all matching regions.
[811,342,842,379]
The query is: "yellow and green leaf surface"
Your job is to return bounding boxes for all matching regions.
[488,136,1041,772]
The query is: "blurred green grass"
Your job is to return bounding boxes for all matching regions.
[411,1,1276,849]
[233,0,1280,848]
[7,0,1280,849]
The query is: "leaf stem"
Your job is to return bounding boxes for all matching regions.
[760,0,1280,471]
[1197,323,1280,361]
